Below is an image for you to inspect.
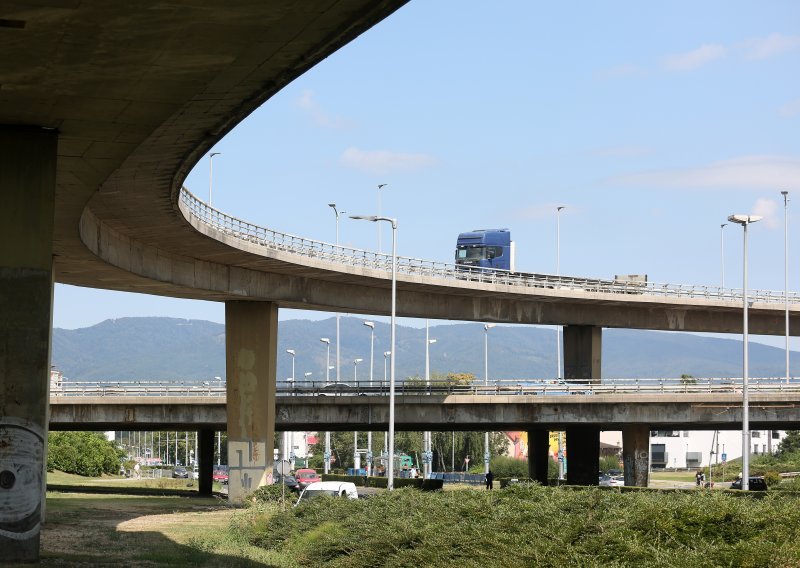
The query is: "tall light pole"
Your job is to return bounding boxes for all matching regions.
[377,184,388,252]
[720,223,727,289]
[484,323,496,474]
[364,321,375,476]
[352,357,363,471]
[728,213,762,491]
[285,350,296,462]
[424,320,437,479]
[328,204,344,383]
[352,214,397,489]
[208,152,221,205]
[320,337,331,473]
[556,205,566,480]
[383,349,391,461]
[783,191,790,385]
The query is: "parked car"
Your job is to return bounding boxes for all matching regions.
[213,466,229,484]
[282,475,301,492]
[295,481,359,506]
[294,468,320,489]
[599,474,624,487]
[730,476,768,491]
[172,466,189,479]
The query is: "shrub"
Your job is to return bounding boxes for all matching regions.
[47,431,122,476]
[764,471,782,487]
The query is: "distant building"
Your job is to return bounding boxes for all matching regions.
[49,366,63,394]
[649,429,785,469]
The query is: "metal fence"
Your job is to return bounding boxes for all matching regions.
[179,186,800,305]
[52,377,800,398]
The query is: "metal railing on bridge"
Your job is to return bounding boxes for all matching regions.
[51,377,800,398]
[179,187,800,305]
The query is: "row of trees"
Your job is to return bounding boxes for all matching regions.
[48,432,123,476]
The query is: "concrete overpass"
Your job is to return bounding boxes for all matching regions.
[2,1,799,560]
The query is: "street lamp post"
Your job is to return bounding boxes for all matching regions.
[783,191,790,385]
[320,337,331,473]
[353,358,363,471]
[352,214,397,489]
[484,323,496,474]
[208,152,221,205]
[285,349,296,462]
[728,213,762,491]
[424,320,437,479]
[556,205,566,481]
[363,321,375,476]
[328,204,344,383]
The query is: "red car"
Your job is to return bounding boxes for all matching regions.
[213,466,229,484]
[294,468,319,489]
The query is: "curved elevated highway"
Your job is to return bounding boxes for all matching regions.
[1,2,798,558]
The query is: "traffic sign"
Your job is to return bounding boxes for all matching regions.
[721,453,727,464]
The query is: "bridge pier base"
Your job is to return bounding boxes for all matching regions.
[623,425,650,487]
[527,429,550,485]
[225,301,277,502]
[565,427,600,485]
[198,429,215,495]
[0,127,58,562]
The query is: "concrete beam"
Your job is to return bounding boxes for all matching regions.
[0,126,57,563]
[225,301,277,502]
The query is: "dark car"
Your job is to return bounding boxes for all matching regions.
[730,476,768,491]
[172,466,189,479]
[282,475,301,492]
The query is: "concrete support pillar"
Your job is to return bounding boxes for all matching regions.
[563,325,601,384]
[527,429,550,485]
[198,429,215,496]
[225,301,277,502]
[0,126,57,562]
[622,424,650,487]
[565,426,600,485]
[563,325,601,485]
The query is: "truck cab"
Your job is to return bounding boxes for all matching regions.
[455,229,514,272]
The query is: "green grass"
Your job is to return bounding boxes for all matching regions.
[46,469,224,493]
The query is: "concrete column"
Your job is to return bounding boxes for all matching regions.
[622,424,650,487]
[563,325,601,383]
[527,429,550,485]
[565,426,600,485]
[198,429,215,496]
[0,126,57,562]
[563,325,601,485]
[225,301,277,502]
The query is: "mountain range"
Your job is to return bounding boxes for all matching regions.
[52,316,800,382]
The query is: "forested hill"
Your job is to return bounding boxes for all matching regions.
[52,316,799,382]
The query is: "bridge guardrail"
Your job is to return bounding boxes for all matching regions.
[51,378,800,398]
[179,187,800,305]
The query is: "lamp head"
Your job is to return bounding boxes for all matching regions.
[320,337,330,344]
[350,214,378,222]
[304,372,313,377]
[363,321,375,329]
[557,206,566,212]
[355,358,363,364]
[378,183,387,189]
[429,339,437,345]
[728,214,763,225]
[384,351,391,357]
[484,323,497,331]
[210,152,221,158]
[286,349,295,356]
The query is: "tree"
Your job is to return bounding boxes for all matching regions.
[778,430,800,455]
[48,431,123,476]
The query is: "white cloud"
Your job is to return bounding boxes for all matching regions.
[340,147,437,174]
[743,33,800,60]
[663,44,727,71]
[751,197,780,229]
[295,90,349,129]
[778,98,800,118]
[608,155,800,191]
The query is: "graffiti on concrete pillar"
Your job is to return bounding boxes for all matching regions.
[0,418,43,541]
[228,440,272,501]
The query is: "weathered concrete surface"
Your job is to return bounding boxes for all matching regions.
[527,429,550,485]
[0,127,57,562]
[564,325,601,382]
[622,424,650,487]
[225,302,277,502]
[48,393,800,431]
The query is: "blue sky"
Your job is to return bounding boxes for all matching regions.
[55,1,800,346]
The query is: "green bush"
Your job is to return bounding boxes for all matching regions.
[47,431,122,476]
[764,471,782,487]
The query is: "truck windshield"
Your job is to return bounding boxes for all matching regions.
[456,246,489,261]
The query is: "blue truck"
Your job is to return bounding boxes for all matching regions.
[455,228,647,291]
[454,229,515,272]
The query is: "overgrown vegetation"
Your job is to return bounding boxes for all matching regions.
[232,484,800,567]
[47,431,123,476]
